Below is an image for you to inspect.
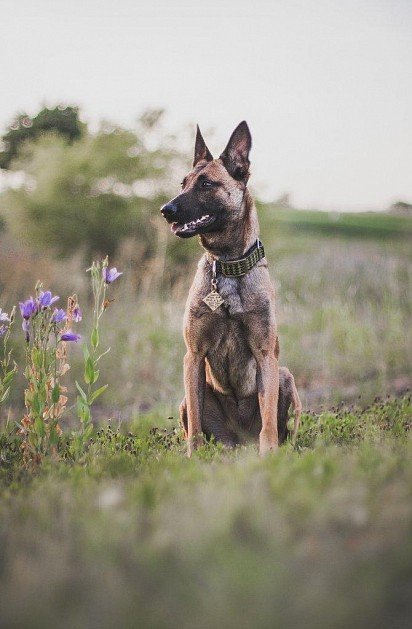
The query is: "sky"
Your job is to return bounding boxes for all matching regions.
[1,0,411,210]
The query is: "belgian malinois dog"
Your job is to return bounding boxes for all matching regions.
[161,122,301,456]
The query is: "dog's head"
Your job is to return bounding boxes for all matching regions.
[161,122,252,238]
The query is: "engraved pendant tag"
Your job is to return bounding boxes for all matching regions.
[203,289,224,311]
[204,260,224,311]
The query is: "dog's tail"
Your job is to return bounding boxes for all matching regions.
[278,367,302,444]
[290,372,302,443]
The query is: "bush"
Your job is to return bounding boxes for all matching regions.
[1,109,189,264]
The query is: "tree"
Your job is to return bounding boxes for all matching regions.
[0,106,84,169]
[1,110,189,263]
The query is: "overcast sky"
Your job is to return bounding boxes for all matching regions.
[1,0,411,210]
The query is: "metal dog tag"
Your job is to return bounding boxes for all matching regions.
[203,260,224,311]
[203,289,224,311]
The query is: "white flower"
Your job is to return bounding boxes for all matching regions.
[0,308,10,323]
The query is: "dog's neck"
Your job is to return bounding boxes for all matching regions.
[199,190,259,260]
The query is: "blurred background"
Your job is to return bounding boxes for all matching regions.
[0,0,411,421]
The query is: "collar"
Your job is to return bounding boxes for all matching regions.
[210,239,266,278]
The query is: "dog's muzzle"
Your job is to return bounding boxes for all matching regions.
[161,201,178,222]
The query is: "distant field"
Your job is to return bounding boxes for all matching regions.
[259,204,412,239]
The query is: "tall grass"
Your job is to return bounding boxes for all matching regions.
[0,223,411,423]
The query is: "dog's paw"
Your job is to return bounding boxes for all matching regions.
[259,430,279,456]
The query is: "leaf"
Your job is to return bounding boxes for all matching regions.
[34,416,45,438]
[32,396,42,416]
[0,387,10,403]
[49,427,59,445]
[76,397,90,424]
[82,405,91,424]
[95,347,111,364]
[91,327,99,350]
[82,344,90,361]
[76,396,85,416]
[51,383,60,404]
[88,384,108,405]
[83,424,93,440]
[84,357,95,385]
[32,348,42,369]
[3,370,16,386]
[75,381,88,402]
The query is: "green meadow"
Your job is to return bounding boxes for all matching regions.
[0,396,411,628]
[0,110,411,628]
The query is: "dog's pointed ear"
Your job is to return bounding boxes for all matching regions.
[219,121,252,183]
[193,125,213,166]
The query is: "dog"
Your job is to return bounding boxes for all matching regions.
[161,122,301,456]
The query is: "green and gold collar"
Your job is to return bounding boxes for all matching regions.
[213,239,265,278]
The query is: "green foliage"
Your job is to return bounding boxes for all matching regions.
[298,396,411,448]
[0,307,17,406]
[0,105,84,169]
[1,109,186,261]
[72,257,118,456]
[2,259,120,464]
[0,396,410,627]
[18,283,77,464]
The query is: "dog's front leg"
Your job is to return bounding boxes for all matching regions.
[256,353,280,455]
[183,351,206,457]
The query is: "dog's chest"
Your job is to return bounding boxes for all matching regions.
[203,274,272,397]
[216,276,244,315]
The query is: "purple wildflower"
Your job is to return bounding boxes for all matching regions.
[52,308,66,323]
[0,308,10,323]
[19,297,37,320]
[60,330,81,342]
[38,290,59,308]
[73,305,82,322]
[103,267,123,284]
[0,324,7,338]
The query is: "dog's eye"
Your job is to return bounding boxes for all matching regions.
[201,180,213,188]
[180,179,187,189]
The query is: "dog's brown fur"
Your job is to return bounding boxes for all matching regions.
[161,122,301,456]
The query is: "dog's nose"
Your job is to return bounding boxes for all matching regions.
[161,201,178,220]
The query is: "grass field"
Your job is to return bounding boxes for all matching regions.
[258,204,412,239]
[90,214,412,413]
[0,396,411,628]
[0,208,411,628]
[2,208,411,418]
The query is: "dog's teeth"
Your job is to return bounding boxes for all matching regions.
[178,215,211,232]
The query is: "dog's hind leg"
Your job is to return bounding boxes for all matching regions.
[180,386,239,447]
[237,368,301,445]
[180,372,301,447]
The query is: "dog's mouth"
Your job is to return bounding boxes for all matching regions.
[171,214,216,238]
